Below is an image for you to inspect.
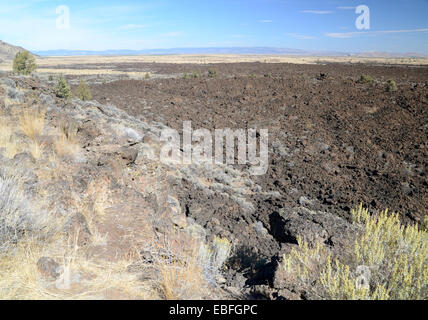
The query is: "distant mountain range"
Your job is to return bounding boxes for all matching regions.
[33,47,428,58]
[1,40,426,60]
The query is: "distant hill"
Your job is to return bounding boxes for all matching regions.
[0,40,34,62]
[34,47,350,57]
[34,47,428,58]
[34,47,314,56]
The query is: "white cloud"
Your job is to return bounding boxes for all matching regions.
[259,20,273,23]
[337,6,356,10]
[326,28,428,38]
[301,10,332,15]
[286,33,317,40]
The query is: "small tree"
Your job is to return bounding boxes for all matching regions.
[145,72,151,79]
[75,80,92,101]
[12,51,37,75]
[55,75,72,100]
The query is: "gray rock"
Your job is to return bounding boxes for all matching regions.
[117,146,138,164]
[167,195,187,228]
[37,257,60,279]
[124,127,143,142]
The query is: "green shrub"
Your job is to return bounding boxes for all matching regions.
[424,80,428,87]
[54,75,72,100]
[385,79,398,92]
[48,75,54,81]
[145,72,151,79]
[249,73,257,79]
[12,51,37,75]
[281,204,428,300]
[192,71,199,79]
[75,80,92,101]
[208,69,218,78]
[357,74,374,84]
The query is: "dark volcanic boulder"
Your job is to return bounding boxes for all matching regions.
[269,206,357,249]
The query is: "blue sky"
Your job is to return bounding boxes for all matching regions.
[0,0,427,53]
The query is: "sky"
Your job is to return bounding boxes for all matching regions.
[0,0,427,53]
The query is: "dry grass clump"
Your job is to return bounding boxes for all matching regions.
[28,140,44,160]
[281,204,428,300]
[0,240,53,299]
[18,108,46,141]
[0,166,53,252]
[142,230,232,300]
[158,249,208,300]
[17,108,46,159]
[53,122,80,157]
[86,177,111,217]
[0,234,150,299]
[0,117,20,159]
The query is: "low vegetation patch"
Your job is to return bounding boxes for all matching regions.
[18,108,46,141]
[0,117,19,159]
[281,204,427,300]
[208,69,218,78]
[53,121,80,157]
[357,74,374,84]
[385,79,398,92]
[0,167,51,252]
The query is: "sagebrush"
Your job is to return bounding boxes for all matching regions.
[385,79,398,92]
[281,204,427,300]
[357,74,374,84]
